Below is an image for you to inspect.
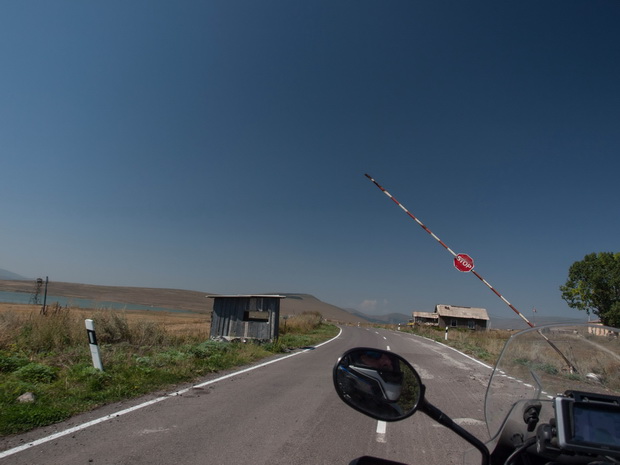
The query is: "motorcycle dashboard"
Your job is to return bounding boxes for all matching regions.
[555,396,620,457]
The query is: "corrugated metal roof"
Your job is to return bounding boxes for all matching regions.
[435,304,489,320]
[412,311,438,319]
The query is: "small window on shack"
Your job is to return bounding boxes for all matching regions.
[243,310,269,322]
[468,319,475,329]
[242,297,270,322]
[451,319,457,327]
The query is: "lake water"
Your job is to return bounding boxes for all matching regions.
[0,290,190,313]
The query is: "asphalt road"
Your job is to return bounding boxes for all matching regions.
[0,327,493,464]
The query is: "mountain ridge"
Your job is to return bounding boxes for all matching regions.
[0,268,27,280]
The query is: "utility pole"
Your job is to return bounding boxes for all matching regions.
[40,276,48,315]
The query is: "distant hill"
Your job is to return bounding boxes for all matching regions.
[347,309,411,325]
[0,269,27,280]
[277,293,370,324]
[0,279,213,313]
[0,280,369,324]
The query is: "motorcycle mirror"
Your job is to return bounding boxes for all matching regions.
[333,348,424,422]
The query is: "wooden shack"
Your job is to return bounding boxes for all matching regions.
[208,295,285,342]
[435,304,489,330]
[409,305,490,330]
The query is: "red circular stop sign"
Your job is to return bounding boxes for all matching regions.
[454,253,474,272]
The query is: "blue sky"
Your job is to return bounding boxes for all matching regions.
[2,1,619,324]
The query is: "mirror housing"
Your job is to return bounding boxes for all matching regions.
[333,348,424,422]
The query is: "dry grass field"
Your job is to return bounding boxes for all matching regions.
[0,302,211,337]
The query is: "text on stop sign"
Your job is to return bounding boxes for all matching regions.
[454,253,474,272]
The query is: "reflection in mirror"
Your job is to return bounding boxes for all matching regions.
[333,348,423,421]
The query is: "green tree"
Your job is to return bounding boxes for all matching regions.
[560,252,620,327]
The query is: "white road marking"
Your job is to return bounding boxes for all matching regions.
[376,420,387,443]
[432,418,486,427]
[408,334,493,370]
[413,366,435,380]
[433,341,493,370]
[137,427,173,435]
[0,328,343,460]
[453,418,485,426]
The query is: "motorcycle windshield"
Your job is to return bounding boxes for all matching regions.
[484,323,620,441]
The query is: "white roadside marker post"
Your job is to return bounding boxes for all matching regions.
[85,319,104,371]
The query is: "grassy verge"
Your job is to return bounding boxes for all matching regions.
[397,324,513,365]
[268,311,337,351]
[0,307,337,436]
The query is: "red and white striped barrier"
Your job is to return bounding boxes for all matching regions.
[365,173,534,329]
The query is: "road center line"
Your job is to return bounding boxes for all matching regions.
[376,420,387,443]
[0,328,343,460]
